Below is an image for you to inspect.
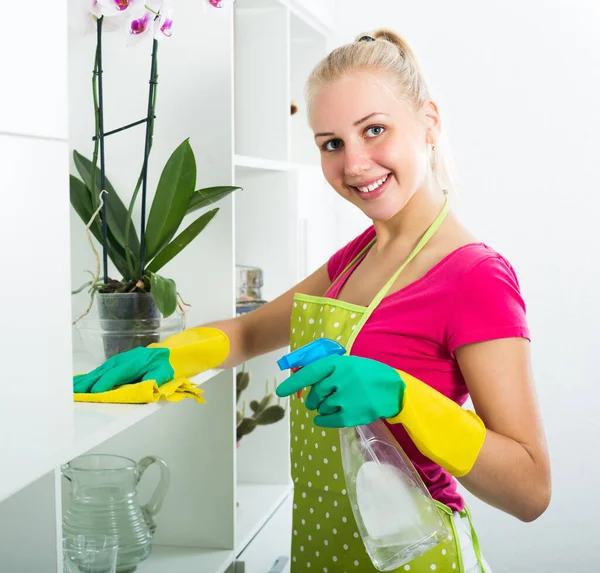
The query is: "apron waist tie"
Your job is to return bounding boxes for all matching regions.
[435,500,486,573]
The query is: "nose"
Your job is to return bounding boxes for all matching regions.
[343,143,371,177]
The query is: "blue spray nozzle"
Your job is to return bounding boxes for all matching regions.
[277,338,346,370]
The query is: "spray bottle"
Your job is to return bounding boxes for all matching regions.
[278,338,449,572]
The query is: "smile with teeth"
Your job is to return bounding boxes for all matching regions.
[355,174,390,193]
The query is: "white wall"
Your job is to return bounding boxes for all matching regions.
[329,1,600,571]
[0,1,73,503]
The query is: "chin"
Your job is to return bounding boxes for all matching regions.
[367,210,399,223]
[365,198,411,222]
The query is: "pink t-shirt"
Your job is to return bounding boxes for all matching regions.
[325,226,530,511]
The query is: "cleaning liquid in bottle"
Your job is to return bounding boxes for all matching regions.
[278,338,449,572]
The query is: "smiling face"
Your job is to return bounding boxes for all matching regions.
[310,70,438,222]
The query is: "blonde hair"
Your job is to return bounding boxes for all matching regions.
[306,28,456,192]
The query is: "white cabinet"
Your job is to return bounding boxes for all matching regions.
[0,1,333,572]
[235,493,293,573]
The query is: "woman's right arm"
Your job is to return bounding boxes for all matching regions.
[205,263,332,369]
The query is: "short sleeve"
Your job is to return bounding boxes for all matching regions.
[445,254,530,354]
[327,226,375,282]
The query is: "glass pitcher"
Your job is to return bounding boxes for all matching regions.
[62,454,170,573]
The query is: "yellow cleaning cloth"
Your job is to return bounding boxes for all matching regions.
[74,378,205,404]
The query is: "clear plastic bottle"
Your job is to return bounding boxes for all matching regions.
[278,338,449,572]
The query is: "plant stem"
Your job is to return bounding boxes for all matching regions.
[91,57,100,213]
[96,16,109,284]
[125,168,143,278]
[125,48,158,279]
[124,68,158,279]
[138,38,159,279]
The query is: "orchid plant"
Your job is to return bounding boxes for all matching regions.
[71,0,240,320]
[86,0,172,40]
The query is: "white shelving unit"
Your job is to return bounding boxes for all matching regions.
[234,154,290,174]
[0,1,335,572]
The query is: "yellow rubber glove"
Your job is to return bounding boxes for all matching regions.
[387,370,486,477]
[149,326,230,378]
[74,327,229,394]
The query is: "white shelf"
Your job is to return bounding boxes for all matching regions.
[289,2,329,41]
[236,0,283,10]
[237,0,331,36]
[288,161,321,170]
[69,363,223,463]
[288,0,332,36]
[235,482,293,556]
[138,546,233,573]
[235,154,290,174]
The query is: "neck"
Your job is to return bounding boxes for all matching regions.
[372,181,448,251]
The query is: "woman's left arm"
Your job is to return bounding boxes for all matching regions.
[455,337,551,522]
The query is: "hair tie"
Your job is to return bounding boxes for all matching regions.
[358,35,375,42]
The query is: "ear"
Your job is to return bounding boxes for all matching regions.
[420,99,442,144]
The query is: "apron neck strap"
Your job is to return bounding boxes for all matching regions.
[377,196,450,300]
[329,238,376,292]
[345,196,450,352]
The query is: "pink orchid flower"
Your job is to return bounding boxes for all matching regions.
[208,0,234,7]
[76,0,131,34]
[90,0,103,18]
[96,0,144,16]
[154,2,173,40]
[127,1,174,45]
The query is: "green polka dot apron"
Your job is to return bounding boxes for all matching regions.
[288,198,489,573]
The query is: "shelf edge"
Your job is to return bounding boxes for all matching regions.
[235,154,290,172]
[66,368,224,464]
[234,482,293,557]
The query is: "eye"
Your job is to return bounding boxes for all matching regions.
[365,125,385,138]
[323,139,343,152]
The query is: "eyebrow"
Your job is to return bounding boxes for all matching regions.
[314,112,387,139]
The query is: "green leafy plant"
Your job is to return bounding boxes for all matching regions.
[236,369,286,444]
[71,5,240,320]
[70,141,240,317]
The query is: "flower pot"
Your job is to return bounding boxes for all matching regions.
[76,293,183,361]
[97,293,161,358]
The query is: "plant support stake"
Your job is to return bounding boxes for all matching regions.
[96,16,109,284]
[92,116,156,141]
[139,38,159,279]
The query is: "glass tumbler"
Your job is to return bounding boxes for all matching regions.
[63,534,118,573]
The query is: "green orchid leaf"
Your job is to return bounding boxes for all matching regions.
[150,273,178,318]
[186,186,241,215]
[70,175,94,224]
[145,139,196,260]
[73,150,141,255]
[69,175,132,279]
[146,208,218,274]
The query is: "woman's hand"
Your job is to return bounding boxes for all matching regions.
[73,327,229,393]
[73,346,174,393]
[278,352,489,480]
[275,355,406,427]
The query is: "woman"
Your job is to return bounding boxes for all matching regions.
[75,29,551,572]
